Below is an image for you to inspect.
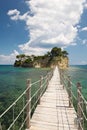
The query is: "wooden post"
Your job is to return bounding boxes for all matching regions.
[50,69,53,80]
[60,69,63,85]
[68,76,72,107]
[77,82,83,130]
[0,122,2,130]
[50,71,52,79]
[59,69,62,84]
[26,79,31,129]
[62,74,64,89]
[38,76,43,104]
[47,73,49,89]
[49,72,51,80]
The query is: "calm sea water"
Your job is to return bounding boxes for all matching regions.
[0,65,50,112]
[0,65,87,110]
[0,65,87,129]
[66,65,87,130]
[66,65,87,99]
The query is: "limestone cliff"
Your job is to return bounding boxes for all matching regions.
[14,47,69,69]
[50,57,69,69]
[58,57,69,69]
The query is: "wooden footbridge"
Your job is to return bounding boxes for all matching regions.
[0,66,87,130]
[29,67,77,130]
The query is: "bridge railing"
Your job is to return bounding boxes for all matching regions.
[60,69,87,130]
[0,70,53,130]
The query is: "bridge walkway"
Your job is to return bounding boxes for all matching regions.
[29,67,77,130]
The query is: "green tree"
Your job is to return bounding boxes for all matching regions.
[16,54,25,61]
[62,50,68,57]
[50,47,62,57]
[24,58,32,63]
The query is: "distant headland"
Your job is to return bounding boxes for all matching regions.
[14,47,69,69]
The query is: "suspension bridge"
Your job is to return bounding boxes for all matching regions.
[0,66,87,130]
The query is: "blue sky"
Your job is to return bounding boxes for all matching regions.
[0,0,87,65]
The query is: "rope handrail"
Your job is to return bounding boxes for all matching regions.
[0,90,26,119]
[78,89,87,105]
[0,69,53,130]
[78,103,87,121]
[30,77,48,114]
[29,78,47,106]
[66,74,87,106]
[62,75,77,102]
[61,70,87,106]
[0,76,46,119]
[7,98,30,130]
[60,69,87,130]
[71,90,77,101]
[63,73,77,89]
[31,71,50,86]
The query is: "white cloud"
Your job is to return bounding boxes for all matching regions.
[19,42,49,55]
[7,9,20,16]
[8,0,86,55]
[81,27,87,31]
[7,9,29,21]
[81,60,87,65]
[84,2,87,9]
[0,50,19,64]
[82,39,87,45]
[7,9,20,21]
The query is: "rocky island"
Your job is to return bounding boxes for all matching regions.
[14,47,69,69]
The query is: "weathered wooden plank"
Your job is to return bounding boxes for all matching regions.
[29,67,77,130]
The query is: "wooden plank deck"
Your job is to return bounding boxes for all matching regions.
[29,67,77,130]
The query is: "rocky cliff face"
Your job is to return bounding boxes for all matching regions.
[58,57,69,69]
[34,57,69,69]
[14,47,69,69]
[50,57,68,69]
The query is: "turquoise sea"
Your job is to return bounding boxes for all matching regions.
[0,65,50,114]
[0,65,87,129]
[0,65,87,99]
[0,65,87,112]
[0,65,87,106]
[66,65,87,99]
[65,65,87,130]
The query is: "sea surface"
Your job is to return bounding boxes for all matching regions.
[0,65,50,112]
[0,65,87,129]
[65,65,87,101]
[0,65,87,110]
[65,65,87,130]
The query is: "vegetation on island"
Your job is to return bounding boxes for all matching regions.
[14,47,69,69]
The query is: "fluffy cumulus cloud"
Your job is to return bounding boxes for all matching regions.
[0,50,19,64]
[8,0,86,55]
